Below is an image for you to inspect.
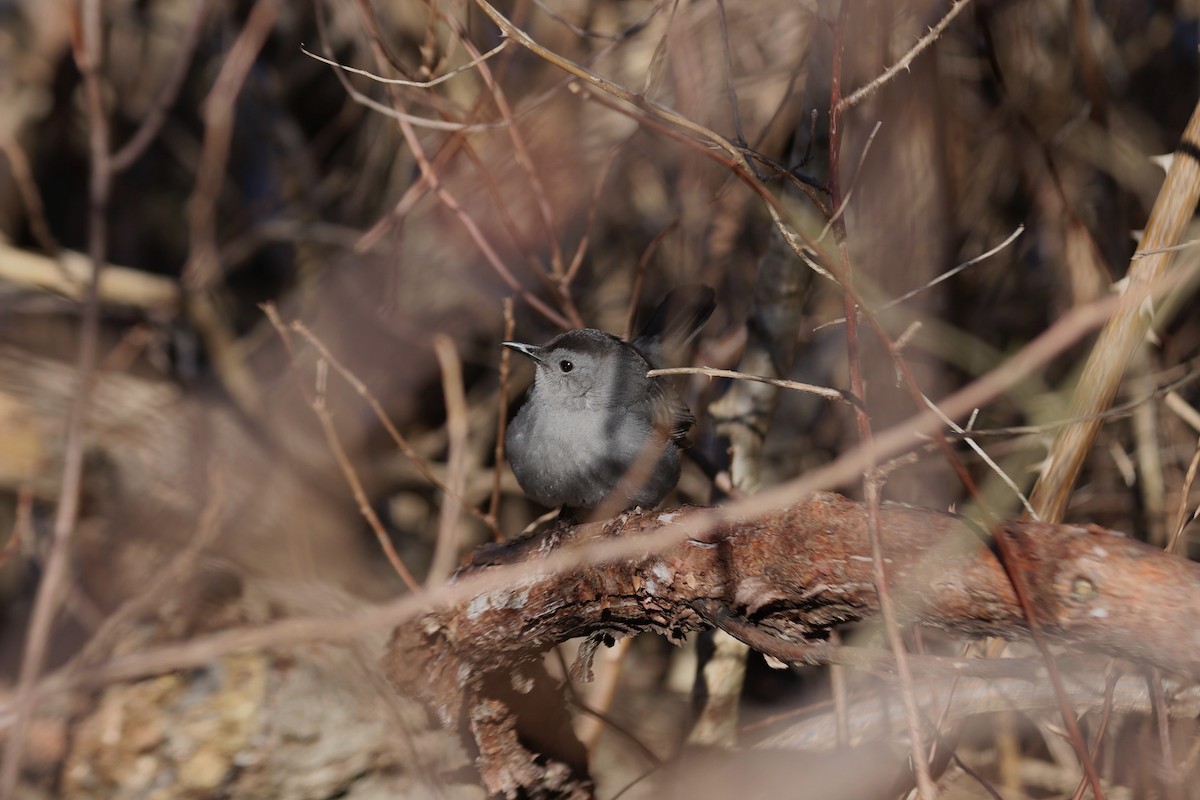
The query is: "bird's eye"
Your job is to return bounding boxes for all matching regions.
[559,359,574,373]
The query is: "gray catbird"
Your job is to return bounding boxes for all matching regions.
[504,286,716,514]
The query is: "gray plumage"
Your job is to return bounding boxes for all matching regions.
[504,286,715,513]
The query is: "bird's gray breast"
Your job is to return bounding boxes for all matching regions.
[506,395,678,510]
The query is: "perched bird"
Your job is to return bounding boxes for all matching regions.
[504,286,716,515]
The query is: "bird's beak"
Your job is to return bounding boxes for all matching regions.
[502,341,543,363]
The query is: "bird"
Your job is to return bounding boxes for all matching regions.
[503,286,715,515]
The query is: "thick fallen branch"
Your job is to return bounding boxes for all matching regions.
[383,492,1200,796]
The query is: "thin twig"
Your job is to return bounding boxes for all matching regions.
[300,39,510,88]
[713,0,747,148]
[0,0,111,793]
[314,363,420,591]
[0,137,60,254]
[528,0,669,41]
[439,12,577,319]
[339,0,571,330]
[308,62,505,132]
[622,222,678,340]
[817,120,883,243]
[817,225,1024,330]
[828,628,850,747]
[829,6,935,795]
[563,77,838,283]
[469,0,753,172]
[1167,436,1200,554]
[1132,237,1200,259]
[922,396,1038,519]
[489,298,516,533]
[1069,663,1119,800]
[1166,391,1200,434]
[183,0,283,290]
[953,754,1005,800]
[878,225,1025,313]
[647,366,851,404]
[937,367,1200,440]
[428,336,470,586]
[110,0,212,173]
[74,464,227,667]
[564,143,625,285]
[0,488,32,570]
[263,307,421,592]
[835,0,976,114]
[287,320,502,539]
[1150,669,1184,800]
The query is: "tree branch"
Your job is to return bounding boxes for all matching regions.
[384,494,1200,795]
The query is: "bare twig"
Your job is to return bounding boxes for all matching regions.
[314,363,421,591]
[263,307,421,592]
[110,0,212,173]
[558,75,836,283]
[834,0,976,114]
[300,40,510,89]
[1167,436,1200,554]
[337,0,572,330]
[1133,238,1200,259]
[622,222,678,341]
[713,0,746,147]
[74,465,227,667]
[183,0,282,291]
[428,336,469,586]
[0,488,31,570]
[1150,669,1184,800]
[489,298,516,531]
[468,0,753,173]
[1166,391,1200,434]
[817,225,1024,331]
[564,143,624,285]
[648,366,852,404]
[437,11,579,322]
[0,0,112,793]
[0,137,59,254]
[1069,664,1119,800]
[922,397,1038,519]
[528,0,669,41]
[817,120,882,242]
[288,320,502,539]
[828,5,935,795]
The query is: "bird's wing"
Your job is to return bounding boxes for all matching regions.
[648,380,695,446]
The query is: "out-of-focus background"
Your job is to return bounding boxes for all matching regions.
[1,0,1199,797]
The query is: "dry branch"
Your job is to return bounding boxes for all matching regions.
[384,493,1200,795]
[1028,97,1200,522]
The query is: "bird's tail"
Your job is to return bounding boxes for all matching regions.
[632,285,716,368]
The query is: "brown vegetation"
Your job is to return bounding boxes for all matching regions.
[1,0,1199,798]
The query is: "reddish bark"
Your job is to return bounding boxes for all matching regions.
[383,493,1200,796]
